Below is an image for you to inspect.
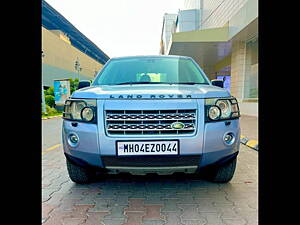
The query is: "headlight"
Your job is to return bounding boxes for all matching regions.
[81,107,94,121]
[216,100,231,119]
[208,106,221,120]
[205,97,240,121]
[70,101,87,120]
[63,99,97,123]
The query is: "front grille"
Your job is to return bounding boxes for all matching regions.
[102,155,201,167]
[105,109,197,136]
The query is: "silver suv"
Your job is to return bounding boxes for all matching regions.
[62,55,240,184]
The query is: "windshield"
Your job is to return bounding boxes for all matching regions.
[93,57,210,85]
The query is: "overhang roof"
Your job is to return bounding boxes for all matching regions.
[167,26,231,75]
[42,0,110,64]
[167,18,258,77]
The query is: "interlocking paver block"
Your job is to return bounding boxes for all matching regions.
[222,218,247,225]
[115,194,129,205]
[103,205,127,219]
[161,190,178,199]
[68,205,93,218]
[42,187,61,202]
[43,208,72,225]
[88,199,111,212]
[42,203,58,222]
[57,198,81,212]
[102,218,126,225]
[178,204,206,223]
[197,200,219,213]
[199,212,224,225]
[60,217,85,225]
[176,194,196,204]
[143,220,165,225]
[143,205,164,220]
[129,191,146,198]
[144,194,164,205]
[123,211,146,225]
[162,212,182,225]
[42,142,257,225]
[161,199,181,212]
[97,190,117,199]
[181,220,206,225]
[125,198,146,212]
[85,212,109,225]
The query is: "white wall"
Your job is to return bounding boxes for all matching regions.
[202,0,248,29]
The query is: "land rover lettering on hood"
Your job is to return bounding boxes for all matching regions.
[62,55,240,184]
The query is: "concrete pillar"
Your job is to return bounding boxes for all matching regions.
[230,40,246,99]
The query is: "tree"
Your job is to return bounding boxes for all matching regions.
[70,78,79,94]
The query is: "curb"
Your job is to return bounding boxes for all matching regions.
[240,135,258,151]
[42,115,62,120]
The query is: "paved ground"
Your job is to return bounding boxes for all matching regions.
[42,117,63,152]
[42,118,258,225]
[239,116,258,141]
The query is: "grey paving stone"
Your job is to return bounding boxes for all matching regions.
[181,220,206,225]
[88,199,111,212]
[144,194,164,205]
[200,212,224,225]
[114,195,129,206]
[222,218,247,225]
[103,205,127,219]
[143,220,165,225]
[97,190,117,200]
[197,201,220,213]
[75,195,96,205]
[176,194,197,204]
[128,190,146,198]
[102,218,126,225]
[162,212,183,225]
[178,204,205,221]
[161,199,181,213]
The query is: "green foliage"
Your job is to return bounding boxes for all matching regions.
[45,95,55,108]
[44,86,54,96]
[46,105,57,114]
[70,78,79,94]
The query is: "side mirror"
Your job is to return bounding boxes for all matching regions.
[211,79,224,88]
[77,80,91,90]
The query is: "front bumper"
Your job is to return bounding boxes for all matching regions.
[62,116,240,175]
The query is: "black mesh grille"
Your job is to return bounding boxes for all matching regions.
[101,155,201,167]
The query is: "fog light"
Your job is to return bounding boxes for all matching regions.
[223,133,235,145]
[68,133,79,147]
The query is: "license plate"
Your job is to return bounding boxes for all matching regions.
[116,140,179,156]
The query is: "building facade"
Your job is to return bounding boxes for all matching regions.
[160,0,258,117]
[42,0,109,88]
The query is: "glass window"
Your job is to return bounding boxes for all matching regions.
[244,38,258,99]
[93,57,209,85]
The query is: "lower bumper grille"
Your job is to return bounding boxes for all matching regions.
[101,155,201,167]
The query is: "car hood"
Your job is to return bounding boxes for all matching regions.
[71,84,231,99]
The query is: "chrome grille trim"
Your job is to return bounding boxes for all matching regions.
[105,109,197,136]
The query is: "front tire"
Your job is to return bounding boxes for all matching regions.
[207,158,237,183]
[66,159,94,184]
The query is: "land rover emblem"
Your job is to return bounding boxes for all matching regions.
[171,122,185,130]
